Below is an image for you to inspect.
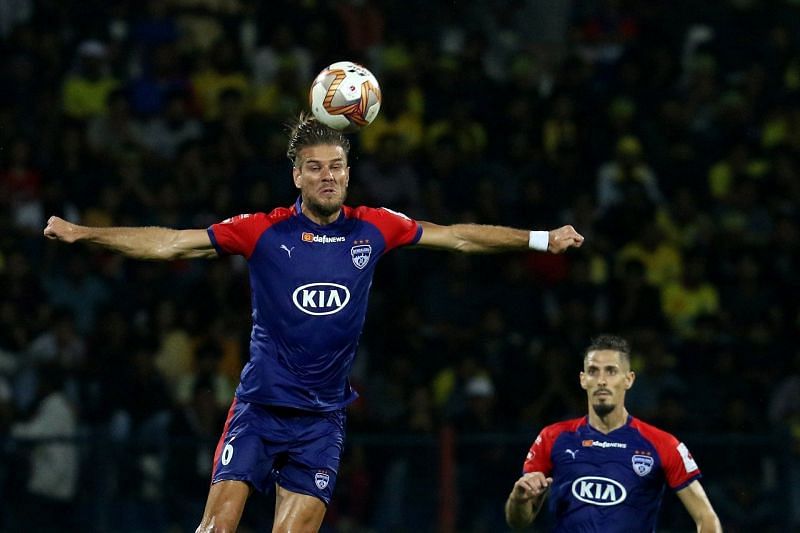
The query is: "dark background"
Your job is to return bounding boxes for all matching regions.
[1,1,799,531]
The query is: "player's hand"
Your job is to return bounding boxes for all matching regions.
[509,472,553,502]
[44,216,83,243]
[548,225,584,254]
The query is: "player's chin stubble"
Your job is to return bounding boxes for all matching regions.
[306,191,346,218]
[592,403,615,417]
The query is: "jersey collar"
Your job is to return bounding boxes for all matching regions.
[585,414,633,435]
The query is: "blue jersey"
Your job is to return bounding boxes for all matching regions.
[522,416,701,533]
[207,198,422,411]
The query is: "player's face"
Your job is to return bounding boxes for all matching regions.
[293,144,350,222]
[580,350,635,416]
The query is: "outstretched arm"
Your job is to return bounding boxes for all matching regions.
[43,216,218,260]
[504,472,552,529]
[416,222,583,254]
[676,480,722,532]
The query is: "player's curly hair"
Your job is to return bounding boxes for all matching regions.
[286,112,351,166]
[584,334,631,365]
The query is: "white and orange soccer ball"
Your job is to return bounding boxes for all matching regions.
[309,61,382,132]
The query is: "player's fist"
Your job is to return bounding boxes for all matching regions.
[510,472,553,502]
[548,225,584,254]
[44,216,83,243]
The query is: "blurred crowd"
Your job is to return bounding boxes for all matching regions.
[2,0,800,531]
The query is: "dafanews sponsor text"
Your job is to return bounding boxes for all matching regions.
[302,232,346,244]
[582,440,628,449]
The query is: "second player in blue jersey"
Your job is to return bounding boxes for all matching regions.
[505,335,721,532]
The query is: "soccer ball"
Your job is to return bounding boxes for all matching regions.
[309,61,382,132]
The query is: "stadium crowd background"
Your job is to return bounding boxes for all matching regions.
[1,0,799,531]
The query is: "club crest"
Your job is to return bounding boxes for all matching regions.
[351,244,372,269]
[631,454,654,477]
[315,471,330,489]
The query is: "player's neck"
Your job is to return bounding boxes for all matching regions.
[588,407,629,434]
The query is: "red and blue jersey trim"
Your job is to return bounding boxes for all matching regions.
[211,397,238,478]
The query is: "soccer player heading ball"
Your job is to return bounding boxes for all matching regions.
[44,113,584,531]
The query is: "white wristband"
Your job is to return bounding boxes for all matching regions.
[529,230,549,251]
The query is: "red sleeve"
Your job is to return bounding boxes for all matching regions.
[631,418,701,490]
[522,418,585,476]
[522,425,559,475]
[207,209,290,259]
[352,206,422,252]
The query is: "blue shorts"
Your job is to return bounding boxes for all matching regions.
[211,398,346,505]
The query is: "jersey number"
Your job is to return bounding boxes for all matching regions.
[222,443,234,466]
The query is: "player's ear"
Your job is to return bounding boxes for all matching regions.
[579,371,588,390]
[344,167,350,187]
[292,166,302,189]
[624,371,636,390]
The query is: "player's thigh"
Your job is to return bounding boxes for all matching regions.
[196,479,251,533]
[274,408,345,505]
[273,484,326,533]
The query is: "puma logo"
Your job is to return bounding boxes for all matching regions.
[565,449,578,459]
[280,245,295,258]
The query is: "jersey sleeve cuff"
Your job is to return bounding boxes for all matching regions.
[207,227,226,256]
[411,223,423,245]
[671,473,702,492]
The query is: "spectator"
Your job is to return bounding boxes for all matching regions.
[153,299,194,389]
[42,255,110,335]
[127,42,194,117]
[61,40,120,121]
[11,364,79,532]
[355,131,422,215]
[23,308,86,405]
[661,254,720,340]
[359,73,425,155]
[250,26,312,88]
[86,88,148,164]
[616,221,683,289]
[175,337,235,409]
[139,89,204,160]
[190,39,250,120]
[597,135,663,214]
[0,137,43,233]
[609,258,667,331]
